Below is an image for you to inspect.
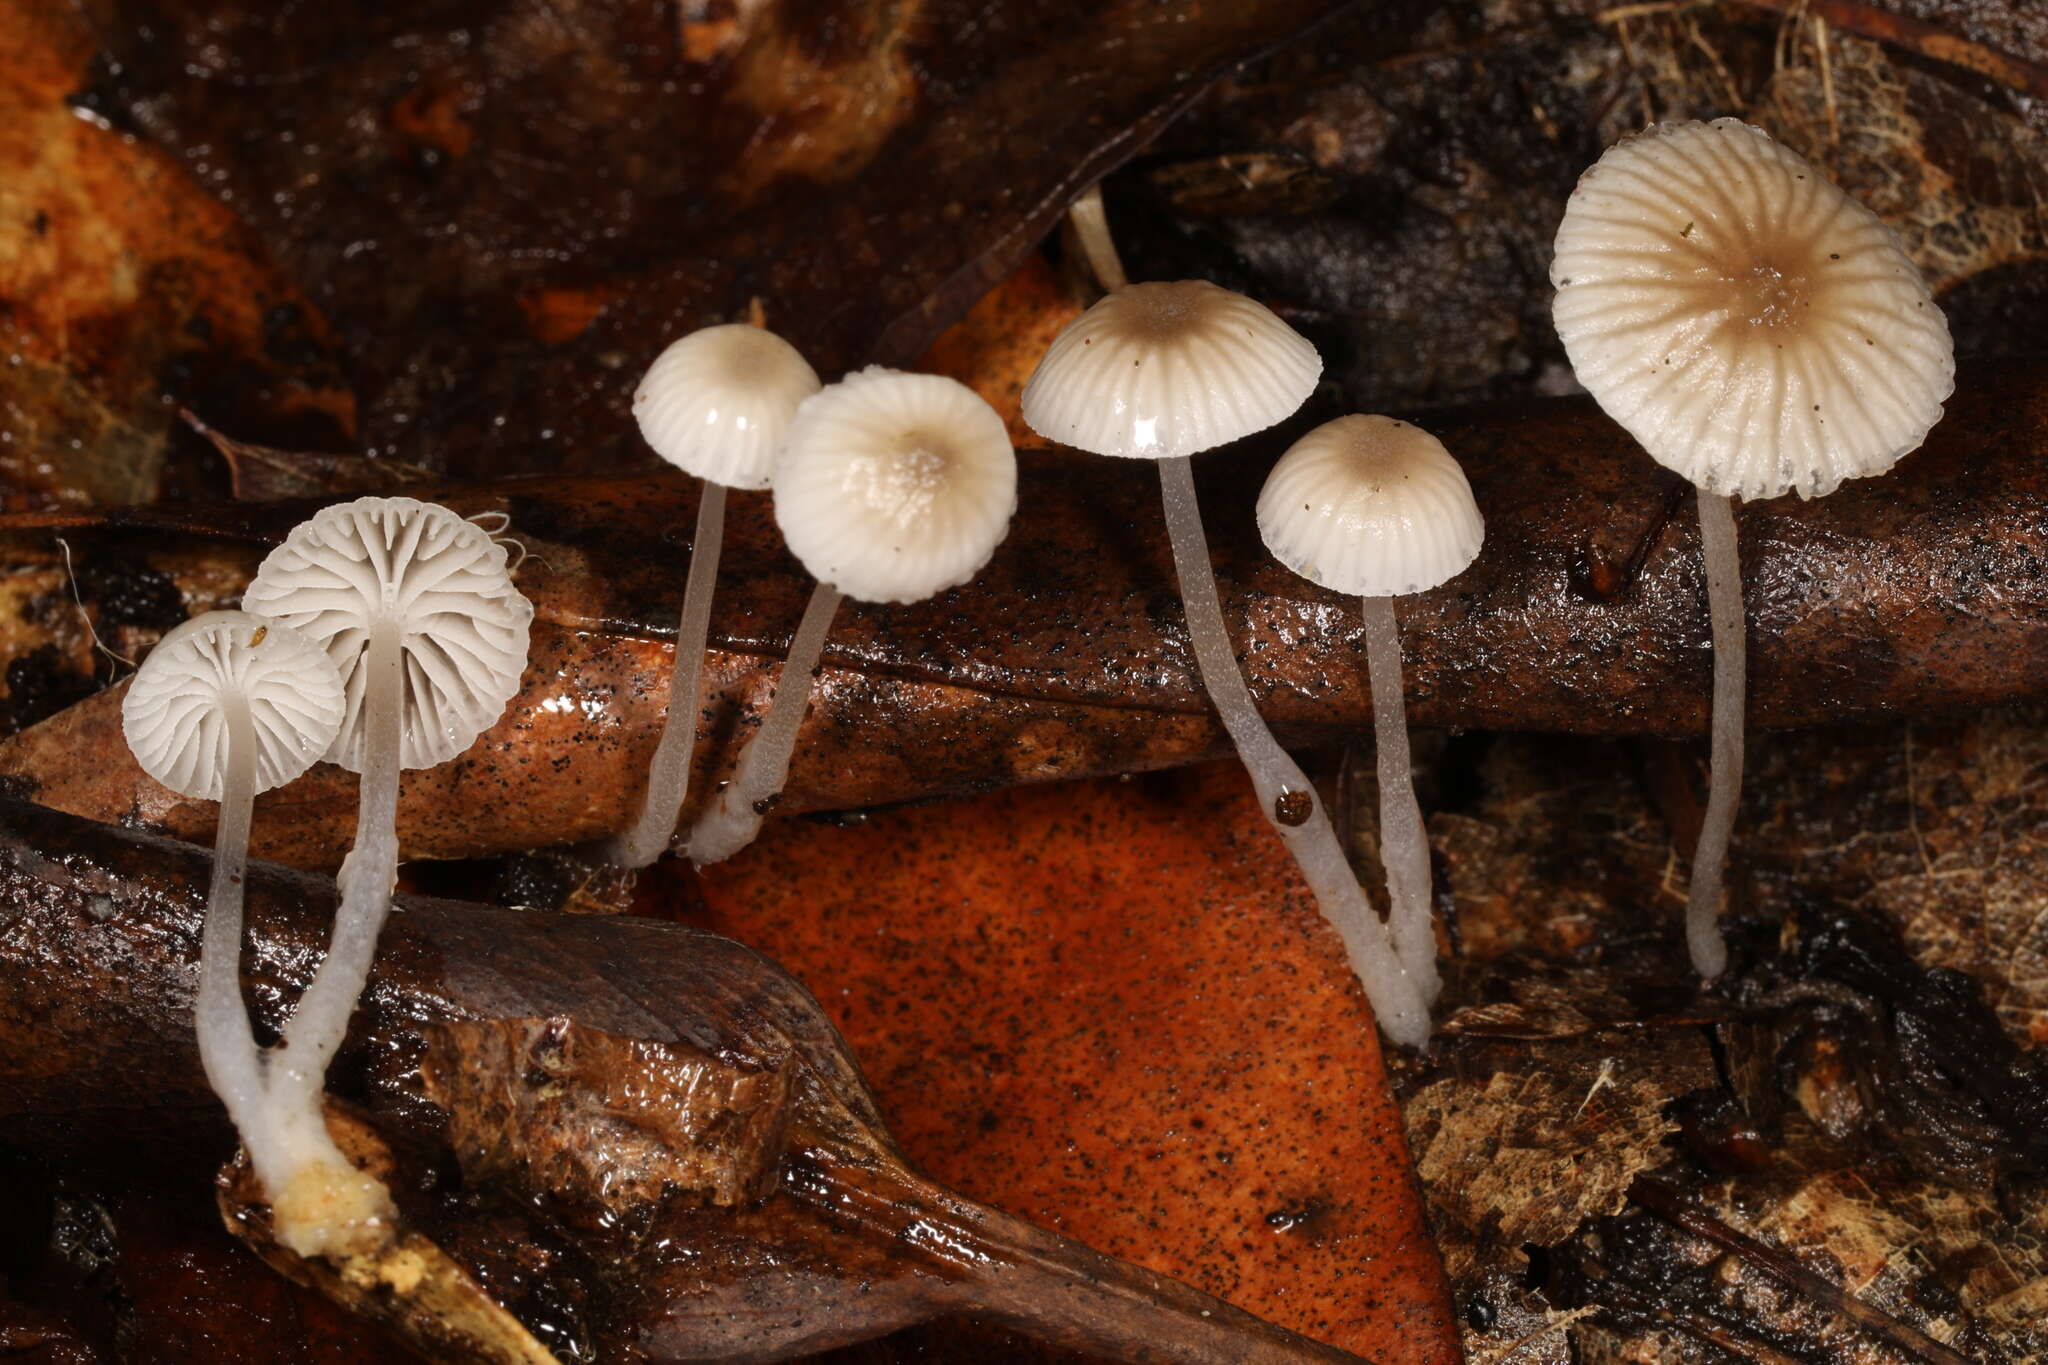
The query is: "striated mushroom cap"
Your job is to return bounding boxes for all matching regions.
[1021,280,1322,459]
[122,611,346,801]
[774,367,1017,605]
[632,324,822,490]
[1258,415,1484,598]
[243,497,534,773]
[1551,118,1954,501]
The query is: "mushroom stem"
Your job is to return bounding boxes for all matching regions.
[1157,457,1430,1047]
[1688,490,1745,978]
[1360,595,1440,1003]
[196,692,267,1144]
[687,580,845,866]
[606,481,727,868]
[276,617,405,1111]
[1067,184,1128,293]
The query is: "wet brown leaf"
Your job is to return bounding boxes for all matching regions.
[0,5,353,511]
[4,353,2048,867]
[0,796,1382,1364]
[65,0,1356,481]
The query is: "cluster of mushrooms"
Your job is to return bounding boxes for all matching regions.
[116,116,1954,1256]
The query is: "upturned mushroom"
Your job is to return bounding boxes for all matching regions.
[609,324,822,868]
[241,496,533,1254]
[1552,118,1953,976]
[122,611,348,1223]
[1021,281,1432,1047]
[686,366,1017,864]
[1258,416,1484,999]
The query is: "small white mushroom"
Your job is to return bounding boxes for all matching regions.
[610,325,823,868]
[123,612,346,1203]
[1552,118,1954,977]
[687,367,1017,864]
[1258,416,1484,999]
[1022,282,1434,1049]
[242,496,532,1255]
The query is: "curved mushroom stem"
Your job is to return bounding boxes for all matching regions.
[687,580,844,866]
[264,617,404,1254]
[1687,489,1745,979]
[606,481,727,868]
[1360,595,1440,1003]
[196,692,268,1148]
[1157,457,1431,1048]
[1068,184,1128,293]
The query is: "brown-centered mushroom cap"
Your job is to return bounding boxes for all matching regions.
[1551,118,1953,501]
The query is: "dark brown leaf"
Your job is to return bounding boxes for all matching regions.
[0,796,1379,1364]
[6,356,2048,866]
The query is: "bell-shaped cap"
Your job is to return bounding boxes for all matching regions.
[632,324,822,489]
[1021,280,1321,459]
[122,611,347,801]
[1257,415,1483,598]
[1552,118,1954,501]
[774,367,1017,604]
[243,497,534,773]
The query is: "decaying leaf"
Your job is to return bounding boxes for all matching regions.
[0,795,1392,1363]
[63,0,1357,483]
[0,5,353,511]
[1404,719,2048,1363]
[687,761,1461,1362]
[4,353,2048,868]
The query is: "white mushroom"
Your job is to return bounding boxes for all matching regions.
[687,367,1017,864]
[1552,118,1954,976]
[609,325,822,868]
[123,611,346,1215]
[1022,282,1433,1049]
[1258,416,1484,999]
[242,496,532,1255]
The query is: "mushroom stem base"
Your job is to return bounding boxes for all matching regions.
[687,580,845,866]
[1156,456,1430,1048]
[1687,490,1745,978]
[605,481,727,869]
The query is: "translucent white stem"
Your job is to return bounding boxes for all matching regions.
[606,481,726,868]
[196,693,274,1176]
[1068,184,1128,293]
[1688,490,1744,979]
[253,617,403,1253]
[1361,595,1440,1003]
[1157,458,1431,1048]
[687,581,844,867]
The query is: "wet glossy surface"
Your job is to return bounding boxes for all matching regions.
[3,356,2046,865]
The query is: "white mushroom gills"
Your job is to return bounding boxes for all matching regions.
[121,612,350,1234]
[610,325,822,869]
[242,496,532,1255]
[1551,118,1954,976]
[1258,415,1485,1000]
[1023,282,1434,1049]
[688,367,1018,865]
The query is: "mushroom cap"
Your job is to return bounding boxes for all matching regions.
[1551,118,1954,501]
[1020,280,1322,459]
[774,367,1017,604]
[632,324,822,489]
[122,611,346,802]
[1258,415,1484,598]
[243,497,534,773]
